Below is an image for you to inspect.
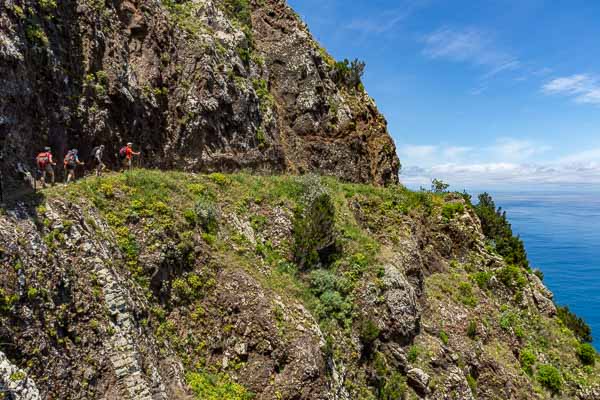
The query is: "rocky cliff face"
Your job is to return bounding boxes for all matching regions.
[0,170,598,399]
[0,0,399,189]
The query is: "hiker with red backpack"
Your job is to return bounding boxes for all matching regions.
[36,147,56,188]
[119,142,140,172]
[64,149,84,184]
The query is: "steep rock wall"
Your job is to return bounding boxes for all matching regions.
[0,0,399,191]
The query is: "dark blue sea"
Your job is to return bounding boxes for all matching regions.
[488,191,600,349]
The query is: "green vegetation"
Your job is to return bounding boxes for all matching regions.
[467,320,478,339]
[333,58,366,89]
[536,364,562,394]
[474,193,529,269]
[466,374,477,396]
[187,372,254,400]
[519,348,536,376]
[407,345,420,363]
[25,24,49,47]
[576,343,596,366]
[431,178,450,193]
[556,305,593,343]
[439,330,449,345]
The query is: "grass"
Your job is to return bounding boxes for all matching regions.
[32,169,600,398]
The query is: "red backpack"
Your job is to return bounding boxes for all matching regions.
[36,152,51,169]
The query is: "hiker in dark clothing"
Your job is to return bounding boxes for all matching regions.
[64,149,84,184]
[91,145,106,177]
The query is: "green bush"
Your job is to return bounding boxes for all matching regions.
[187,372,254,400]
[431,178,450,193]
[467,320,478,339]
[439,330,449,345]
[576,343,596,366]
[293,176,337,270]
[359,319,380,346]
[458,282,477,307]
[474,193,529,269]
[497,264,527,291]
[333,58,365,89]
[380,372,407,400]
[519,348,536,376]
[471,271,492,290]
[195,197,219,234]
[536,364,562,394]
[407,345,419,363]
[556,305,593,343]
[442,202,465,221]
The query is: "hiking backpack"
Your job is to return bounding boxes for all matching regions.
[119,146,128,159]
[64,151,76,167]
[36,152,50,169]
[90,146,101,160]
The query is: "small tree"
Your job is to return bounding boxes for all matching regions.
[431,178,449,193]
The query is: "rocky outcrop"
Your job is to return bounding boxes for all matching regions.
[0,351,41,400]
[0,0,399,193]
[0,171,598,399]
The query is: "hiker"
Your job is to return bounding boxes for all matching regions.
[36,147,56,188]
[91,144,106,177]
[64,149,84,184]
[119,142,140,172]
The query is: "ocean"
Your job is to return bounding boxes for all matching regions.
[487,191,600,349]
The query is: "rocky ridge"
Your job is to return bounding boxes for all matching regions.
[0,0,399,191]
[0,170,598,399]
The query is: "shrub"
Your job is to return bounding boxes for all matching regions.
[556,305,592,343]
[333,58,365,89]
[497,265,527,291]
[293,176,336,270]
[431,178,450,193]
[380,372,407,400]
[359,319,380,347]
[519,348,536,376]
[471,271,492,290]
[442,202,465,221]
[466,374,477,396]
[195,197,219,234]
[576,343,596,366]
[407,345,419,363]
[533,268,544,281]
[439,330,449,345]
[474,193,529,269]
[186,372,254,400]
[467,320,478,339]
[208,173,231,186]
[458,282,477,307]
[536,365,562,394]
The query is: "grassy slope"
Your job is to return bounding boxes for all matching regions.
[37,169,598,399]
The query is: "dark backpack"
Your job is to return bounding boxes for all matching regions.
[119,146,128,159]
[90,146,101,159]
[65,151,76,167]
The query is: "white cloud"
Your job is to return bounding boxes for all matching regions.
[421,27,520,77]
[490,138,551,162]
[542,74,600,105]
[398,140,600,189]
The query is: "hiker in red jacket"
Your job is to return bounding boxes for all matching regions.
[36,147,56,188]
[119,142,140,172]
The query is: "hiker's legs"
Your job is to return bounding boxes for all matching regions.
[48,166,55,186]
[40,170,46,188]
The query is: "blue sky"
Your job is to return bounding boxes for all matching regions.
[288,0,600,190]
